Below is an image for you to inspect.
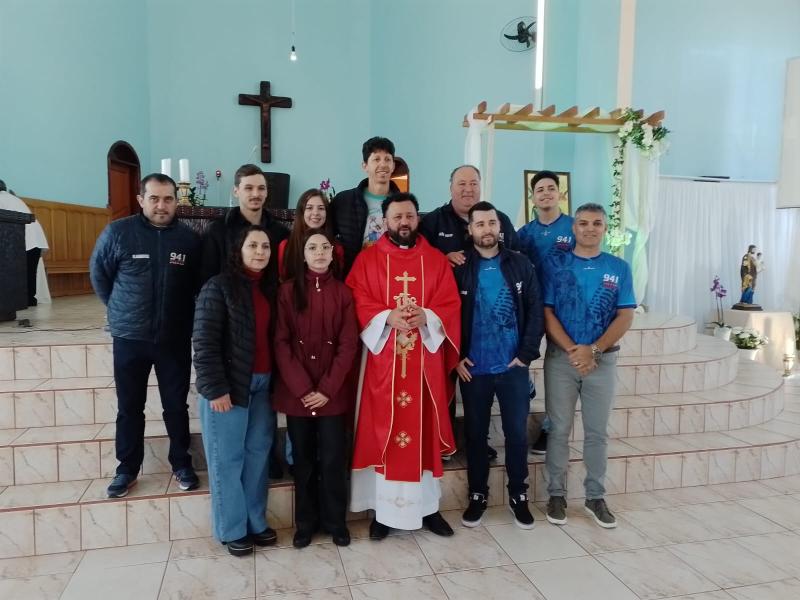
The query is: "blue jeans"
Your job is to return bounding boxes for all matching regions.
[461,366,531,497]
[544,347,617,499]
[199,373,275,543]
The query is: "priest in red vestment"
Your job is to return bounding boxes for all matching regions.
[346,192,461,539]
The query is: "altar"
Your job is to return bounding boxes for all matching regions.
[724,308,796,372]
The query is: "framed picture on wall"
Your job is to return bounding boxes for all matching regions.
[524,170,571,222]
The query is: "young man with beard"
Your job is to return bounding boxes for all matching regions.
[201,164,289,283]
[330,136,400,275]
[453,202,543,528]
[543,203,635,529]
[346,193,461,540]
[517,170,576,454]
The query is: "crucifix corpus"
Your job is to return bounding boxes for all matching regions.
[238,80,292,163]
[393,271,419,379]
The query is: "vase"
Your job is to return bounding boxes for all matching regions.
[713,326,732,341]
[738,348,759,361]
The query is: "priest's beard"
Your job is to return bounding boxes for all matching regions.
[388,226,418,247]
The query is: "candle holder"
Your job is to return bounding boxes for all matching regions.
[783,353,796,378]
[177,182,191,206]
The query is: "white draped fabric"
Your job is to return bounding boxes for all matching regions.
[646,178,800,330]
[621,143,660,303]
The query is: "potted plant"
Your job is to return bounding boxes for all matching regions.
[730,326,769,360]
[710,276,730,340]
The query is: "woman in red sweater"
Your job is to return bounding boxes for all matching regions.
[273,228,359,548]
[277,189,344,281]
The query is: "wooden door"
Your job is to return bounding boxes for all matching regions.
[107,141,141,221]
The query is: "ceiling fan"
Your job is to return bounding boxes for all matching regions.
[500,17,536,52]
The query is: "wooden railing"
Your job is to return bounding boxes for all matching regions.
[22,198,109,297]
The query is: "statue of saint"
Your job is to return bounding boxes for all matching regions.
[735,244,761,309]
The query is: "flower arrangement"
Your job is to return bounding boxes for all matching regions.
[607,108,670,255]
[319,178,336,202]
[710,276,728,327]
[730,327,769,350]
[188,171,209,206]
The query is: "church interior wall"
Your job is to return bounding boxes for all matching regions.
[0,0,150,207]
[632,0,800,181]
[1,0,798,219]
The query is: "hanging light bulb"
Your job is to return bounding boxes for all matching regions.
[289,0,297,62]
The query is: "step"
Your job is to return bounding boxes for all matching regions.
[0,310,698,381]
[1,404,799,558]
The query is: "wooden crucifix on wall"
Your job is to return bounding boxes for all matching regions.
[238,81,292,163]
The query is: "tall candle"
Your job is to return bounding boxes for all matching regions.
[160,158,172,178]
[786,337,796,356]
[179,159,190,183]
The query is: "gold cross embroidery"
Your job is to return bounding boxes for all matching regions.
[393,271,417,308]
[396,331,418,379]
[395,431,412,448]
[396,391,412,408]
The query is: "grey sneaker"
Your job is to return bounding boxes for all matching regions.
[546,496,567,525]
[584,498,617,529]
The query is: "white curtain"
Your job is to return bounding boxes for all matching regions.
[646,177,800,330]
[622,142,659,303]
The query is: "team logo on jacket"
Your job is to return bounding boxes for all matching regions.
[169,252,186,266]
[515,281,523,293]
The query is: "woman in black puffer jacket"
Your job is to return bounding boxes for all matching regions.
[193,225,278,557]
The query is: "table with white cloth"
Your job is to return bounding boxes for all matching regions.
[723,309,795,371]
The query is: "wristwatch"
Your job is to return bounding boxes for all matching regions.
[590,344,602,361]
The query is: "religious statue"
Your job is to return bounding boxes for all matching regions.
[732,244,763,311]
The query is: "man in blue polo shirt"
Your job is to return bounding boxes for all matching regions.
[518,171,575,454]
[543,203,635,529]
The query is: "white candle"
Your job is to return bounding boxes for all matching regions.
[179,159,190,183]
[160,158,172,178]
[786,337,796,356]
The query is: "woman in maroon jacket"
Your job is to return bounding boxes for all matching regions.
[273,228,359,548]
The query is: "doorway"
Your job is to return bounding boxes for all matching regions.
[107,141,141,220]
[391,157,410,192]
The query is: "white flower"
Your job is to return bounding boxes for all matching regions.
[641,125,654,149]
[618,121,634,139]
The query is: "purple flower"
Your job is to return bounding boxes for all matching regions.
[320,178,331,191]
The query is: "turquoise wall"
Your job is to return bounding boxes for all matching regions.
[0,0,149,205]
[2,0,798,210]
[633,0,800,180]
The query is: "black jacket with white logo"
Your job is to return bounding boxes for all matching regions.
[420,201,520,256]
[453,245,544,365]
[90,214,201,342]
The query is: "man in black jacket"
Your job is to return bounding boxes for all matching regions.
[420,165,519,267]
[453,201,543,530]
[201,164,289,284]
[330,136,400,275]
[90,173,202,498]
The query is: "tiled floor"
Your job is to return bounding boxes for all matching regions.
[3,477,800,599]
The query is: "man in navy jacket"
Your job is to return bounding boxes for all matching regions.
[453,201,543,529]
[90,173,201,498]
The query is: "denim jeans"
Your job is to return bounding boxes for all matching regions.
[544,346,617,499]
[199,373,275,543]
[113,336,192,476]
[461,366,531,498]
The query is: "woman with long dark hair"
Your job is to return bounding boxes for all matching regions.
[277,188,343,280]
[193,225,278,557]
[273,228,359,548]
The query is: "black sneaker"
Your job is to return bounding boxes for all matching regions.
[224,536,253,556]
[530,430,548,455]
[584,498,617,529]
[509,493,534,529]
[174,467,199,491]
[422,511,454,536]
[546,496,567,525]
[461,492,488,527]
[106,474,137,498]
[251,527,277,546]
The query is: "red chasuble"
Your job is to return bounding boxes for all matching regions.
[346,234,461,482]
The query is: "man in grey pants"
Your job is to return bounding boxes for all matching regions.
[542,203,635,528]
